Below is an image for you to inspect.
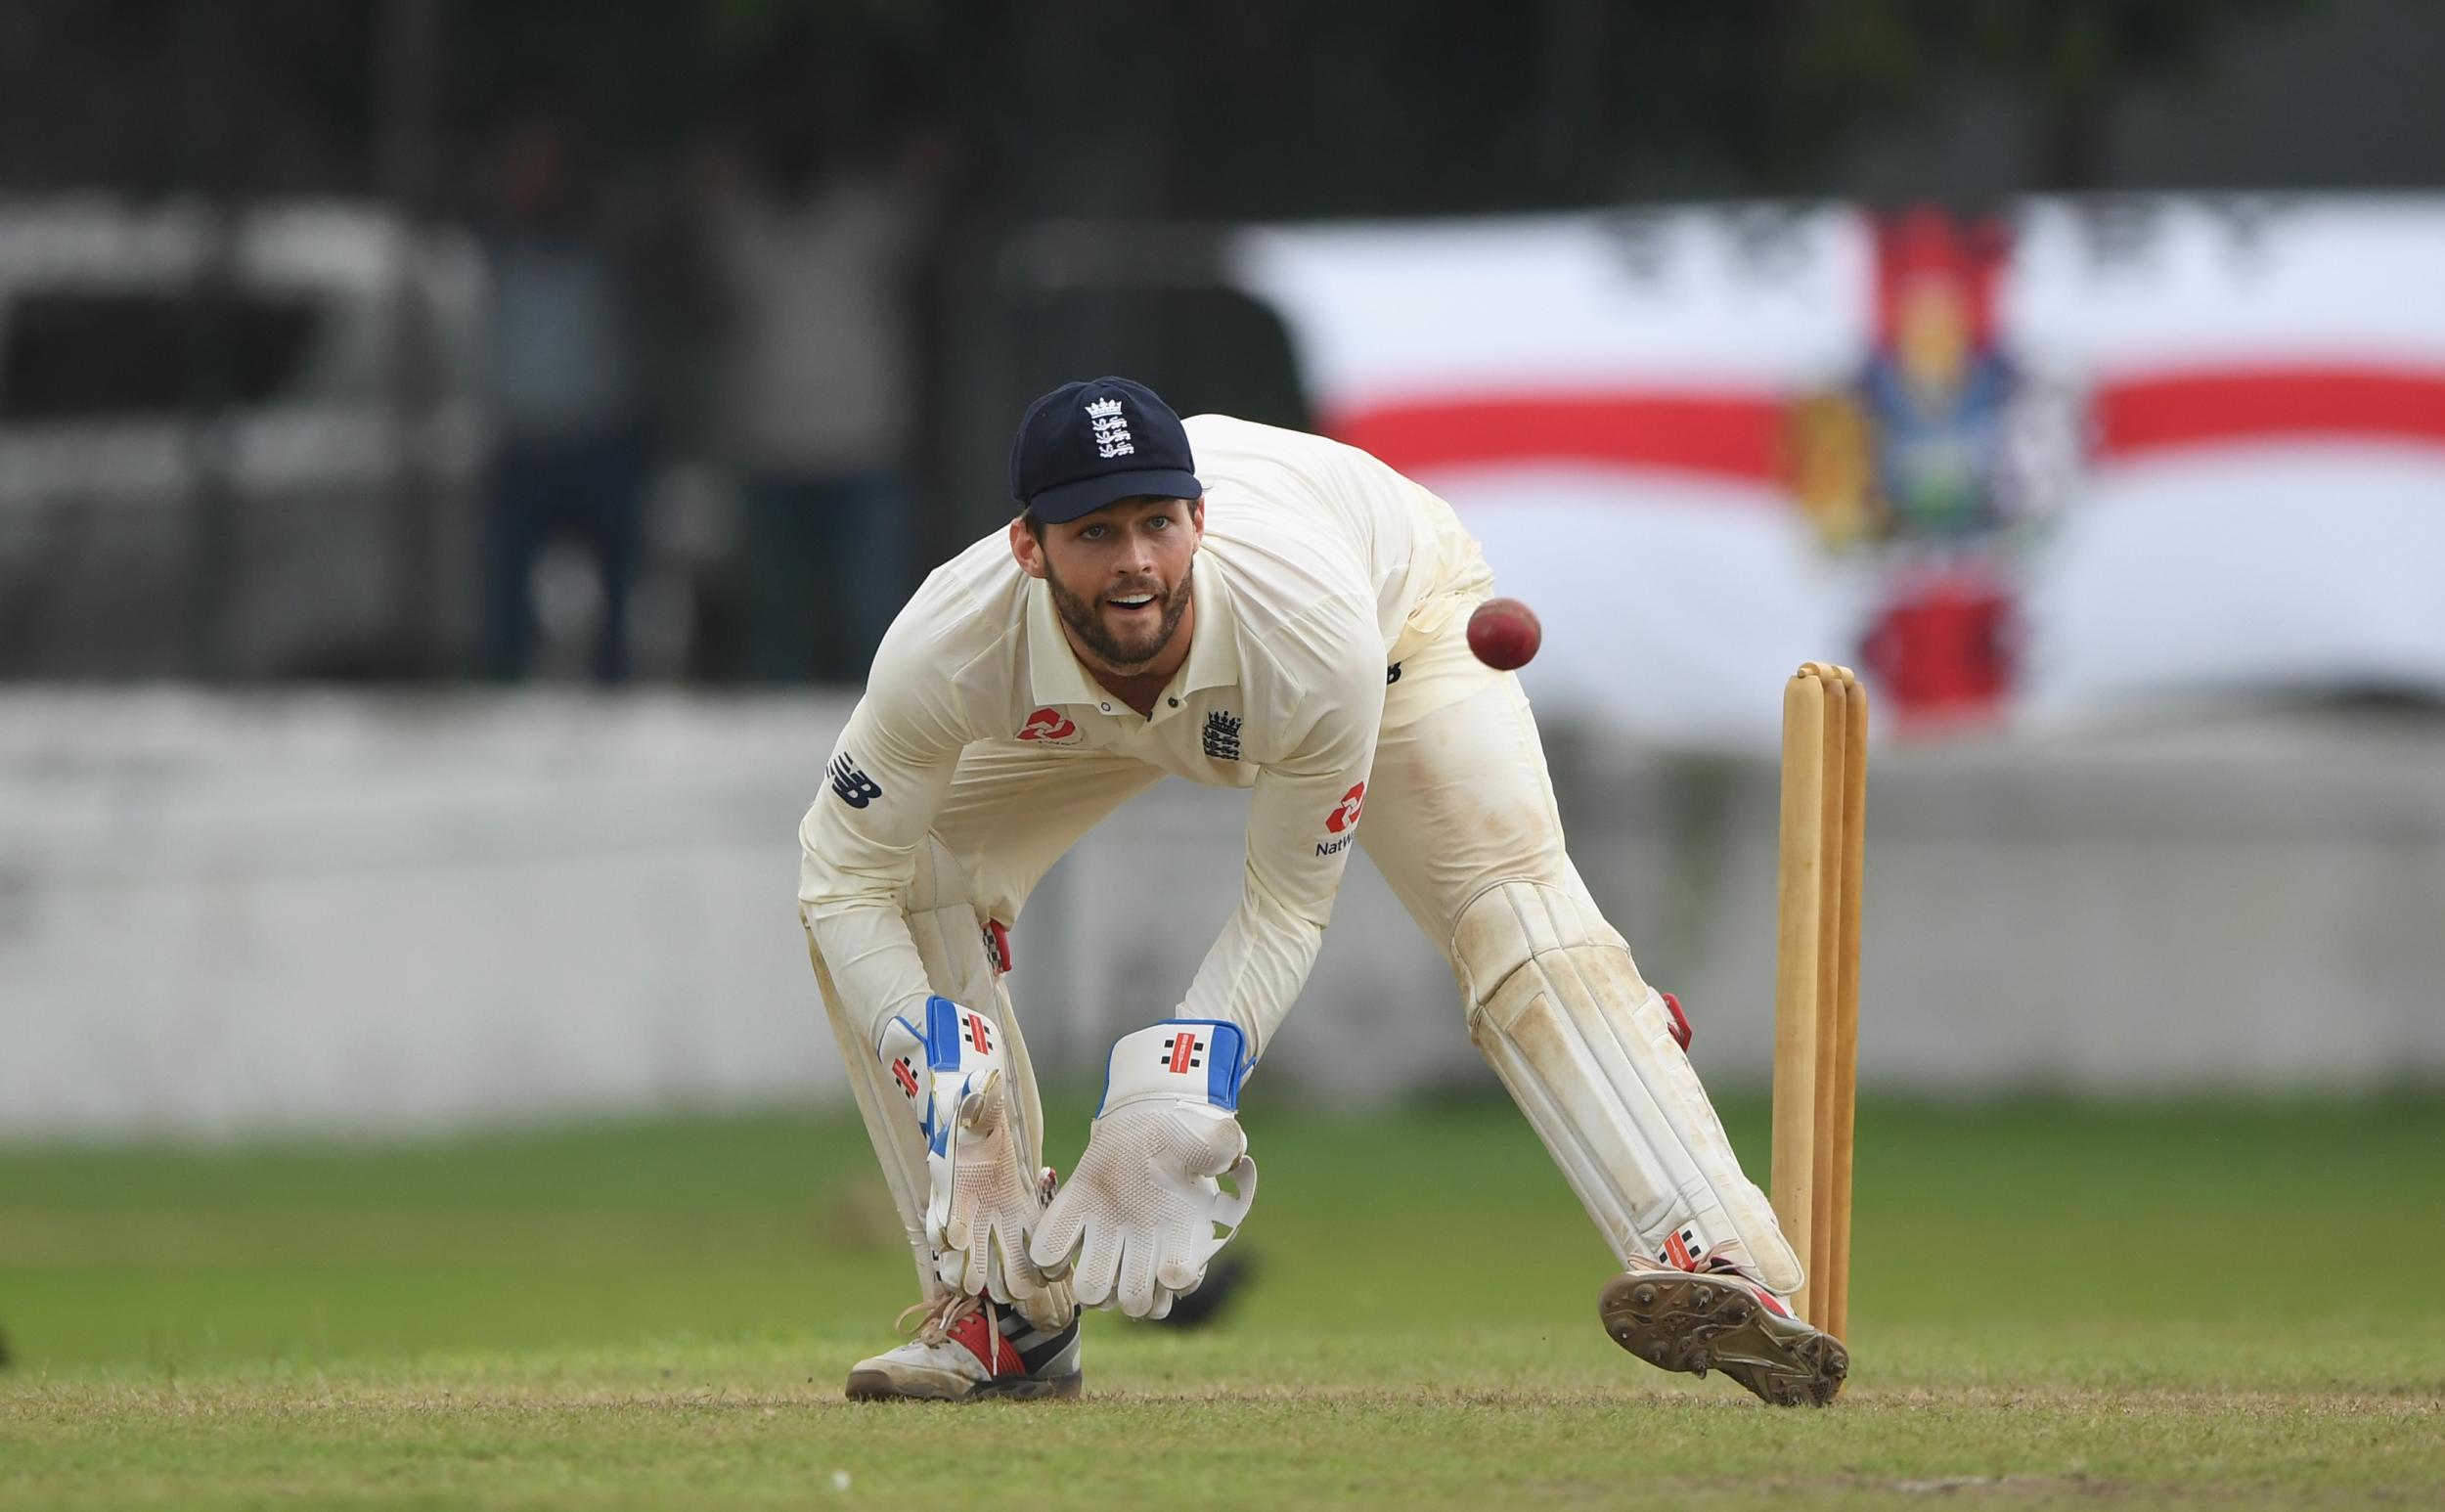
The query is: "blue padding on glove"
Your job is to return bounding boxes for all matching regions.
[923,996,963,1072]
[1095,1019,1253,1114]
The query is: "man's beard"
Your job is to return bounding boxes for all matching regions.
[1044,559,1193,670]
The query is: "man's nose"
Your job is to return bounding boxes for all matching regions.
[1112,528,1158,576]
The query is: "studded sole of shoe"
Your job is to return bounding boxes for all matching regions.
[844,1368,1084,1402]
[1596,1270,1848,1407]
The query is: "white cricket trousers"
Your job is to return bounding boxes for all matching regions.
[815,630,1650,1292]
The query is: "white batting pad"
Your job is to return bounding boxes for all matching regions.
[810,939,935,1292]
[1455,878,1803,1295]
[807,835,1056,1305]
[902,836,1047,1192]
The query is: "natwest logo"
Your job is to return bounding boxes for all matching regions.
[1324,781,1367,835]
[1016,707,1080,743]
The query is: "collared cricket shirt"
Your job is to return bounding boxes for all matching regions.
[800,415,1491,1057]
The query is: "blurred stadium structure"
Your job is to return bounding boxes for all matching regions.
[5,0,2445,1139]
[0,200,484,678]
[9,689,2443,1137]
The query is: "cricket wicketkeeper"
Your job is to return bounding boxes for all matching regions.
[799,377,1849,1405]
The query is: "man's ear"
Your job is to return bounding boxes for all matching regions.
[1008,516,1047,579]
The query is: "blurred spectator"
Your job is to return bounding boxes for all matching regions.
[476,110,654,684]
[699,123,938,684]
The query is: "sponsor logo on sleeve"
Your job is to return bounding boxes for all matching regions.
[1016,707,1081,744]
[828,753,883,809]
[1325,781,1366,833]
[1315,780,1367,856]
[1201,709,1243,761]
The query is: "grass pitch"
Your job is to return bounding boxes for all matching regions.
[3,1094,2442,1508]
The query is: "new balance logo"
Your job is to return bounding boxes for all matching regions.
[1161,1032,1205,1074]
[1202,710,1242,761]
[829,754,882,809]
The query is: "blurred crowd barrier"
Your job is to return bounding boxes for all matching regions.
[5,690,2440,1140]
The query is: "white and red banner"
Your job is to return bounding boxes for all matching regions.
[1228,198,2445,744]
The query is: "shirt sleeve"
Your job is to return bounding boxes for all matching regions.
[796,621,970,1053]
[1177,613,1387,1060]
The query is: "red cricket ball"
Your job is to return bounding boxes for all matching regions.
[1467,597,1542,671]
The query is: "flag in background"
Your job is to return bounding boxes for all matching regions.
[1229,197,2445,745]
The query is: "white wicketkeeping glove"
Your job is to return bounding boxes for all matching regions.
[1028,1020,1259,1319]
[879,998,1065,1326]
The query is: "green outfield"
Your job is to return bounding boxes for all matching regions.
[3,1093,2441,1509]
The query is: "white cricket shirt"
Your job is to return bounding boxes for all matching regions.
[798,415,1489,1059]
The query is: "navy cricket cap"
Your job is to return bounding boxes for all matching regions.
[1009,376,1204,523]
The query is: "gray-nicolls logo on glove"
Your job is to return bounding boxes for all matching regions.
[1028,1020,1258,1320]
[883,997,1071,1330]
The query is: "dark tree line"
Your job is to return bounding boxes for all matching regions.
[0,0,2326,211]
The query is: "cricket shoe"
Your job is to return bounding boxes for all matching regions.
[844,1290,1082,1402]
[1598,1251,1847,1407]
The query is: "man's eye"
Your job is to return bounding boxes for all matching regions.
[1081,525,1106,540]
[1148,514,1171,529]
